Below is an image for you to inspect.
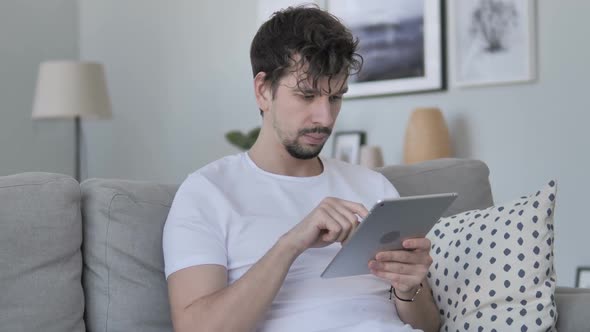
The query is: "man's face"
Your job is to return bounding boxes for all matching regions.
[265,71,348,160]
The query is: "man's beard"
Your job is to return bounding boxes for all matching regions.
[283,127,332,160]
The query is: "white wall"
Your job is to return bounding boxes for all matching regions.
[79,1,258,182]
[0,0,78,176]
[80,0,590,286]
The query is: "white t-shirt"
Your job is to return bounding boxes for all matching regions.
[163,152,421,332]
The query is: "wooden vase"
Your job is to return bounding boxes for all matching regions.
[360,145,384,169]
[403,107,452,164]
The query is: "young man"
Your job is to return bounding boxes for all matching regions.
[163,6,440,332]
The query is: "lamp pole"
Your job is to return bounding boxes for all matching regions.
[32,61,112,182]
[75,116,81,182]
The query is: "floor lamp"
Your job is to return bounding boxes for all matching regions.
[32,61,112,181]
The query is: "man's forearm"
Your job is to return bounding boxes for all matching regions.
[394,282,441,332]
[180,237,300,332]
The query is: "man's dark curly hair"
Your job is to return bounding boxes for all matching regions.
[250,5,362,99]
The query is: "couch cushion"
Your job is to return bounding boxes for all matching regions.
[81,179,178,332]
[555,287,590,331]
[427,180,558,332]
[377,158,494,216]
[0,173,85,332]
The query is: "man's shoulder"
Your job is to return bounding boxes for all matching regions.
[324,157,395,194]
[324,157,385,179]
[179,153,245,191]
[188,152,244,179]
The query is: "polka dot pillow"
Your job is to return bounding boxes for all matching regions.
[426,181,558,332]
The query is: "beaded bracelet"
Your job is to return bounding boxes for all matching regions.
[389,283,423,302]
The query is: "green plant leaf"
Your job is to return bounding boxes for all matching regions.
[248,127,261,139]
[225,127,260,150]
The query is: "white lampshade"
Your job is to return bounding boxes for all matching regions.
[32,61,112,119]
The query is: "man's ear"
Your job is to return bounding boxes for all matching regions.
[254,72,272,113]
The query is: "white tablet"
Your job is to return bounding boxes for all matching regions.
[320,192,458,278]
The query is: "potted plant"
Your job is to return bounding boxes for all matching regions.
[225,127,260,150]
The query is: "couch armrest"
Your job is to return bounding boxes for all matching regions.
[555,286,590,331]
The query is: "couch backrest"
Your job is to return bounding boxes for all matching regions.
[378,158,494,217]
[81,179,178,332]
[0,173,85,332]
[79,158,494,332]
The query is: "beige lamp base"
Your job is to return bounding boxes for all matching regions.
[403,107,452,164]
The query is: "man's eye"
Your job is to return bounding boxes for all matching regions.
[329,95,342,102]
[302,95,315,100]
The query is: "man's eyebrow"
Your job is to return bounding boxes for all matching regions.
[328,85,348,95]
[292,86,320,94]
[292,86,349,95]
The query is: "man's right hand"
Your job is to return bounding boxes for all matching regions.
[281,197,369,254]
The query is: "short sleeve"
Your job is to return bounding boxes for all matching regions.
[163,174,227,279]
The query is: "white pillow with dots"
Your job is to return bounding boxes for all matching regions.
[426,180,558,332]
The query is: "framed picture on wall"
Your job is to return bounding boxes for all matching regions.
[327,0,446,98]
[332,131,366,164]
[576,267,590,288]
[448,0,537,87]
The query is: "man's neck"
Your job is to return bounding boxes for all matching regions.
[248,140,323,177]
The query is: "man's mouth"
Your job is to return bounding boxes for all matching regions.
[305,133,327,139]
[301,133,328,144]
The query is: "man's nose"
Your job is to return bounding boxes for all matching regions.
[311,97,334,126]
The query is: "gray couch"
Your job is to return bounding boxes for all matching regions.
[1,158,588,331]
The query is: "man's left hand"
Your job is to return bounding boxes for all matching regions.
[368,238,433,296]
